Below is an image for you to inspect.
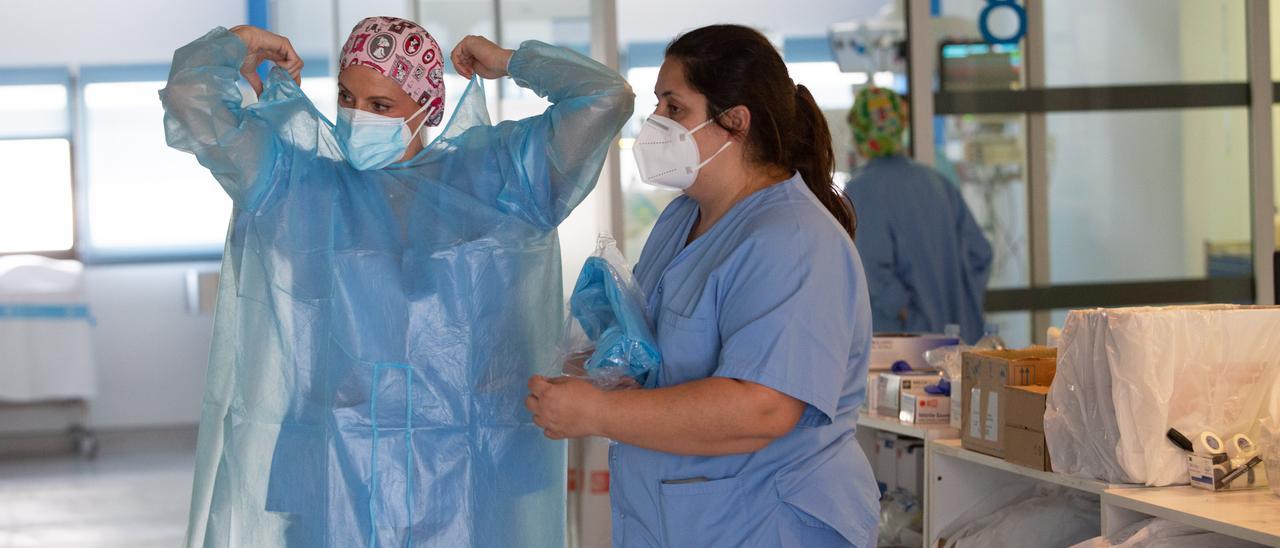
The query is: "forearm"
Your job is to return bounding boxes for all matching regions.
[594,377,796,457]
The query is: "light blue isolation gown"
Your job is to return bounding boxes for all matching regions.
[160,27,633,547]
[843,155,993,343]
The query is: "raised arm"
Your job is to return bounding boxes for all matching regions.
[159,26,302,207]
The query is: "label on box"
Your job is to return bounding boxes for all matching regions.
[900,393,950,424]
[1188,454,1217,490]
[865,372,881,412]
[984,391,1000,442]
[950,393,962,429]
[969,387,982,436]
[1187,453,1254,491]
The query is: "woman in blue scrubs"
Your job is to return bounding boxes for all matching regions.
[526,24,879,547]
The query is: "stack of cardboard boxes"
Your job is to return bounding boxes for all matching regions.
[960,348,1057,471]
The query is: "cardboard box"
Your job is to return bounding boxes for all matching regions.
[900,393,950,424]
[876,372,942,417]
[949,386,963,430]
[870,333,960,371]
[961,348,1056,458]
[1004,425,1051,471]
[1005,385,1050,431]
[1003,385,1052,471]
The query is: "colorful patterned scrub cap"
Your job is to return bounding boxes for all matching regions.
[849,86,908,158]
[339,16,446,126]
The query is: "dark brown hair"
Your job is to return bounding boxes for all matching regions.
[666,24,856,240]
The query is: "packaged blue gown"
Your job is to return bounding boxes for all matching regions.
[160,27,633,547]
[568,254,660,387]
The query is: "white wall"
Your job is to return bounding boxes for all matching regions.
[0,0,246,68]
[616,0,882,43]
[84,263,216,428]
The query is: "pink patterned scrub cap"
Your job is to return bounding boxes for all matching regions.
[339,16,446,126]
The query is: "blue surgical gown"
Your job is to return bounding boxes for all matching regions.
[843,155,993,343]
[612,174,880,547]
[160,27,633,547]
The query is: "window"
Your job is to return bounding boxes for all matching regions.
[0,139,74,254]
[0,74,74,255]
[80,70,231,258]
[929,0,1260,342]
[1046,108,1252,284]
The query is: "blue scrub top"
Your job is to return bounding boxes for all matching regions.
[843,155,993,343]
[610,174,880,547]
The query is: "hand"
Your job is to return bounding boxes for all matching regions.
[229,25,303,94]
[451,35,514,80]
[525,375,607,440]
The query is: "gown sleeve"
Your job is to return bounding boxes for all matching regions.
[445,40,635,229]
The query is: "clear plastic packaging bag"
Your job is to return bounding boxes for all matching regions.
[556,236,660,389]
[924,343,966,384]
[877,490,923,547]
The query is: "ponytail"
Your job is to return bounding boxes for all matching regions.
[792,84,856,241]
[667,25,858,242]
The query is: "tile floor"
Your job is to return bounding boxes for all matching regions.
[0,442,193,547]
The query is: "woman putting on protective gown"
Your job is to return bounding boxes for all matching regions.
[160,16,633,547]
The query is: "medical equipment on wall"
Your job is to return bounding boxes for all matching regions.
[937,41,1030,288]
[829,5,906,75]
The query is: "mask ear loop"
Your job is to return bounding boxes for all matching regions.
[406,101,434,144]
[690,109,735,169]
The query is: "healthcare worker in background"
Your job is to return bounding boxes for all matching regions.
[161,16,632,547]
[843,87,993,343]
[526,24,879,547]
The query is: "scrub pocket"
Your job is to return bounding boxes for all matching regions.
[658,476,741,548]
[655,307,719,386]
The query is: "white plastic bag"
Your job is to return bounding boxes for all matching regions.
[1260,418,1280,498]
[1045,305,1280,486]
[941,484,1100,548]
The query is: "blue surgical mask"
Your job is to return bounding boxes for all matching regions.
[335,102,432,171]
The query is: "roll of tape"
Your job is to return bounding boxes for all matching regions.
[1194,431,1227,455]
[1226,433,1257,460]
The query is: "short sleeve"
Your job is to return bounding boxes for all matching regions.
[713,223,859,423]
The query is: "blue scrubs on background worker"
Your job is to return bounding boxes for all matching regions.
[611,174,880,547]
[843,87,993,343]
